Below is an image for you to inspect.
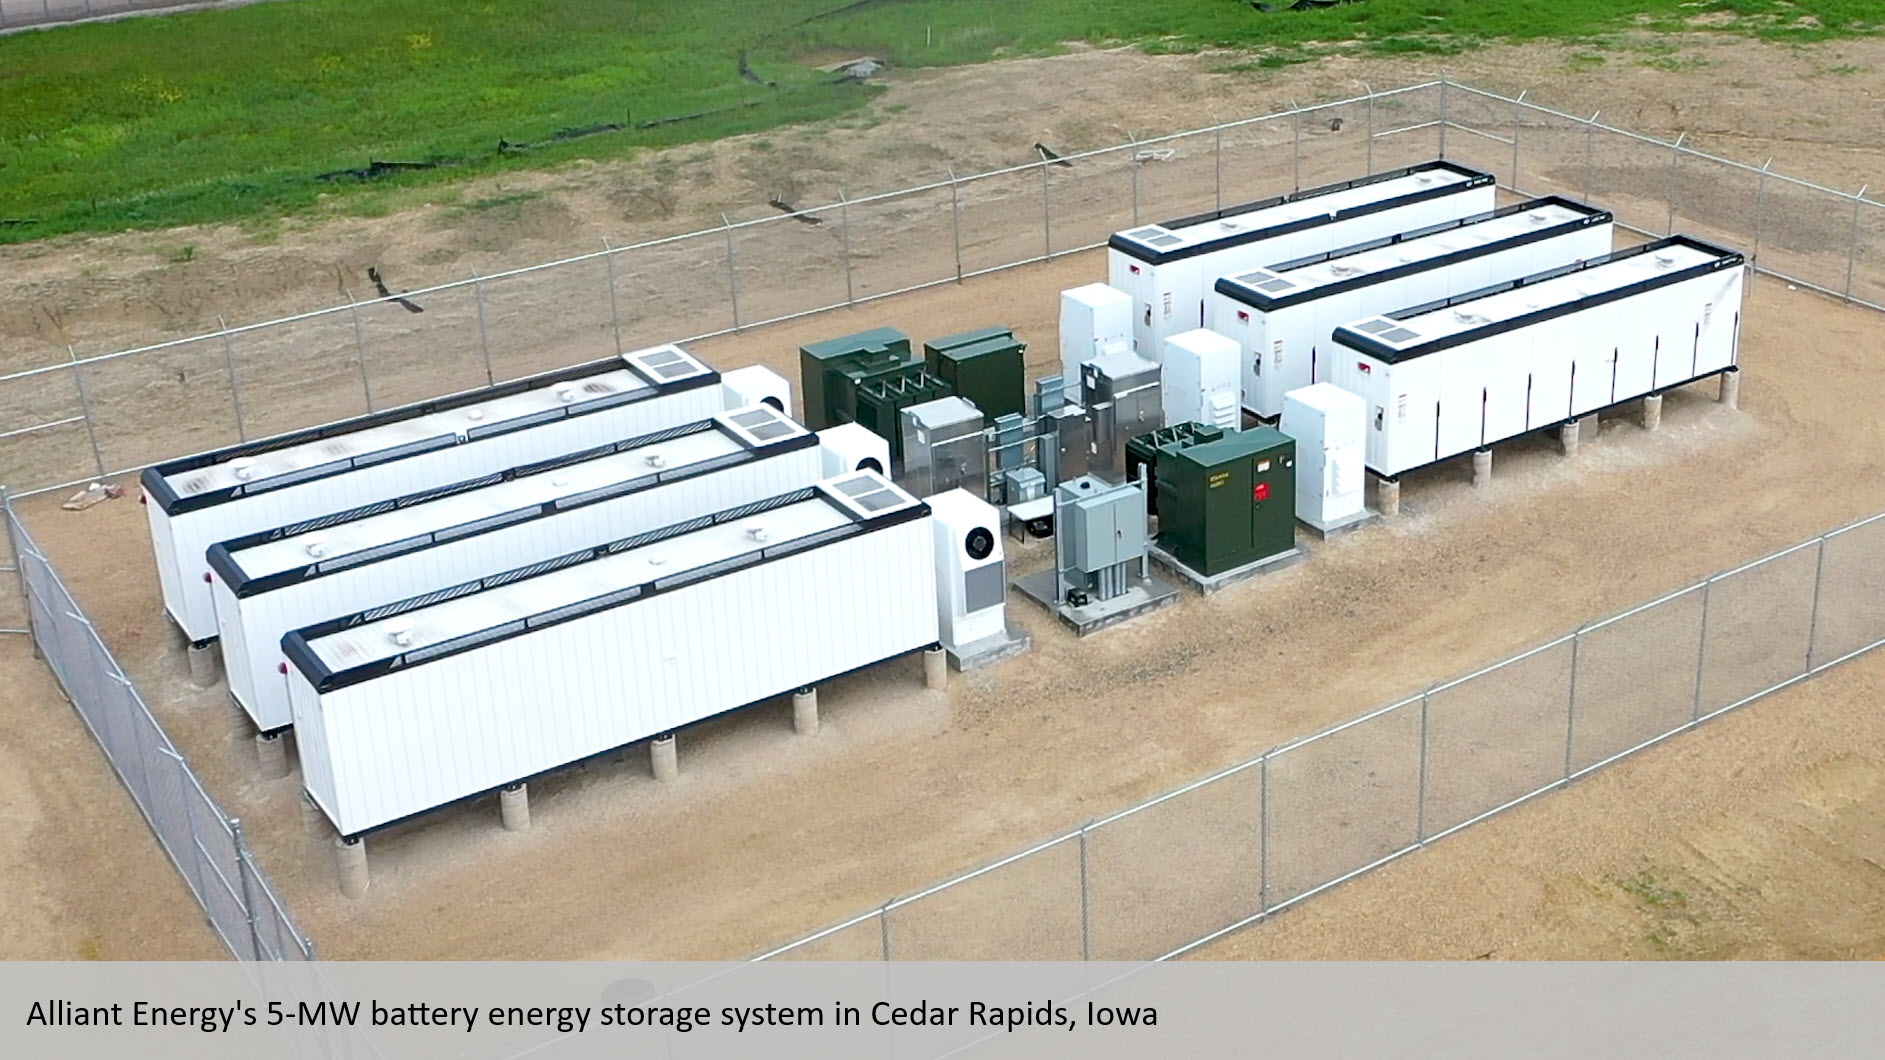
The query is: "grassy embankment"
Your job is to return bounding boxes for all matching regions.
[0,0,1875,242]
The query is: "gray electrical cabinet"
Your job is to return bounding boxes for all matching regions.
[1055,475,1147,604]
[1082,349,1164,483]
[1041,404,1091,487]
[900,396,988,499]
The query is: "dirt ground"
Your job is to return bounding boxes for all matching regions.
[7,34,1885,961]
[0,637,223,959]
[1197,648,1885,961]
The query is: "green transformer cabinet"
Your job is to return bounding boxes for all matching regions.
[923,327,1026,421]
[1126,422,1224,517]
[1153,425,1296,577]
[799,327,915,430]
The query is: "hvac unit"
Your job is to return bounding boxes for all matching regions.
[1106,161,1497,359]
[1210,196,1614,417]
[283,471,939,838]
[924,326,1026,420]
[207,405,824,733]
[1082,348,1164,483]
[721,365,792,415]
[142,344,727,644]
[817,423,890,478]
[1059,284,1134,382]
[1280,383,1367,532]
[929,489,1007,653]
[1161,329,1242,432]
[900,396,988,499]
[1327,236,1745,478]
[1055,475,1148,604]
[1152,426,1296,577]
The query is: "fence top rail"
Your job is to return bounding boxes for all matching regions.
[1425,631,1578,697]
[1712,535,1822,581]
[1085,753,1268,832]
[884,829,1083,912]
[1824,509,1885,540]
[1266,694,1421,758]
[749,907,887,961]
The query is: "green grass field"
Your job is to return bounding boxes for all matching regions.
[0,0,1876,243]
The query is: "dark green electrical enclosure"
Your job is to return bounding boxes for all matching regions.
[854,371,954,466]
[923,327,1026,421]
[1153,425,1296,577]
[799,327,915,430]
[1126,422,1224,516]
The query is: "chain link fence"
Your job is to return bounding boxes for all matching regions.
[759,510,1885,960]
[1,485,315,963]
[0,0,241,32]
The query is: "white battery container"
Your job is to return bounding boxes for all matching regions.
[142,344,726,643]
[1107,161,1496,360]
[206,405,822,733]
[1211,196,1614,417]
[283,472,938,837]
[1327,236,1745,478]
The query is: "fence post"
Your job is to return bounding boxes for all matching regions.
[1415,690,1430,842]
[231,819,266,960]
[1691,576,1715,721]
[1078,823,1092,961]
[1258,752,1271,915]
[1040,161,1052,262]
[1752,159,1772,289]
[1563,628,1583,782]
[1437,75,1449,158]
[216,315,248,443]
[1844,186,1868,303]
[2,486,37,661]
[601,239,623,356]
[1583,111,1600,204]
[878,902,893,961]
[946,166,964,284]
[839,189,856,305]
[466,270,496,386]
[1214,123,1224,213]
[1363,84,1376,174]
[1665,132,1687,235]
[1805,536,1829,673]
[722,214,742,329]
[1510,90,1526,191]
[344,290,374,413]
[1291,103,1303,192]
[66,346,106,481]
[1128,134,1141,227]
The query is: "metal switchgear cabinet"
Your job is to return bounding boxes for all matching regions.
[924,326,1027,420]
[1153,426,1296,576]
